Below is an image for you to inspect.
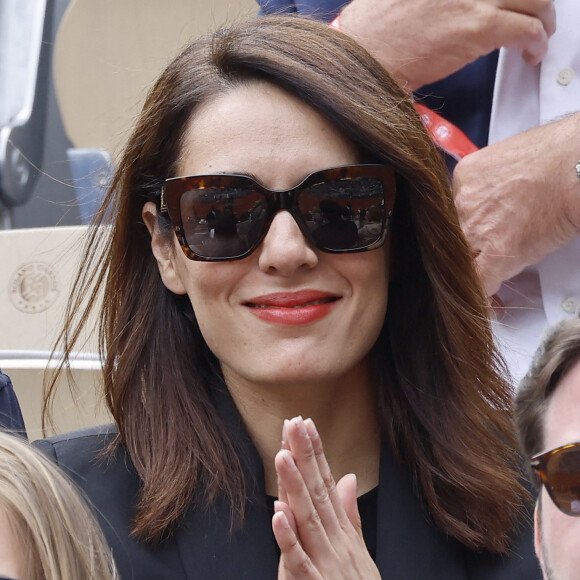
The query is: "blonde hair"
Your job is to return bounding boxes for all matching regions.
[0,432,117,580]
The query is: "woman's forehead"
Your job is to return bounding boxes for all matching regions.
[175,82,361,189]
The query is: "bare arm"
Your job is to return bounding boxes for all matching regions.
[453,113,580,296]
[339,0,556,90]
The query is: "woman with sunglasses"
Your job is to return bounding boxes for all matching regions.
[37,16,539,579]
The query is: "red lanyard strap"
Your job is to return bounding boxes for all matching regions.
[414,103,479,161]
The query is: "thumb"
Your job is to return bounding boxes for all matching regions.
[336,473,363,538]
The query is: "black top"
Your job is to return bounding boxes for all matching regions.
[358,486,378,559]
[34,385,542,579]
[0,370,27,437]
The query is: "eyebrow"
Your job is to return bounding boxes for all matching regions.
[214,170,263,183]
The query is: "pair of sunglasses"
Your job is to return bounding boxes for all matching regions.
[531,442,580,516]
[161,164,396,261]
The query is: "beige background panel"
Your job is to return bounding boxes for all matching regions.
[54,0,258,153]
[9,367,109,441]
[0,226,110,439]
[0,226,96,352]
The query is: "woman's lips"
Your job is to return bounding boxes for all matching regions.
[244,291,340,325]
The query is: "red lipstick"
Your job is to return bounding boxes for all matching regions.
[244,290,339,325]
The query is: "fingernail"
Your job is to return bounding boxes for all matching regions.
[277,511,290,529]
[282,419,290,446]
[304,418,318,439]
[293,416,308,438]
[281,449,297,470]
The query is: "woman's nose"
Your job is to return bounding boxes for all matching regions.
[257,211,318,275]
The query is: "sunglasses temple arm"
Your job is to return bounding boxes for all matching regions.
[160,188,168,213]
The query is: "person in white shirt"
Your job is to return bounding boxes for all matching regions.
[455,0,580,382]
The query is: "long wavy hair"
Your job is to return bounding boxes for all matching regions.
[44,15,525,552]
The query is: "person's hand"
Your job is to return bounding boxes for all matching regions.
[453,115,580,296]
[272,416,380,579]
[339,0,556,90]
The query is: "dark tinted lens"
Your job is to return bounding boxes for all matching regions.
[298,177,386,250]
[546,446,580,515]
[179,185,267,259]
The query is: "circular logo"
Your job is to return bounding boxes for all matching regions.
[9,262,59,314]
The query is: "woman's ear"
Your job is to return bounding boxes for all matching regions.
[534,500,546,576]
[142,201,187,295]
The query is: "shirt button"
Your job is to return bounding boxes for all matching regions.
[561,297,579,314]
[557,68,574,86]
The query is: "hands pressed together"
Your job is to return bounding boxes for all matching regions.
[272,417,380,580]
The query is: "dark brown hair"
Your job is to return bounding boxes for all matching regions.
[515,318,580,488]
[45,15,525,552]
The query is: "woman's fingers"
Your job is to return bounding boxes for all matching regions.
[303,418,349,522]
[273,506,323,580]
[301,421,363,538]
[277,420,291,505]
[281,419,291,451]
[274,447,333,553]
[274,500,298,537]
[335,473,364,539]
[274,417,381,579]
[284,417,348,539]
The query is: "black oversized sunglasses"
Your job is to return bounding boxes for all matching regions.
[160,164,396,261]
[531,442,580,516]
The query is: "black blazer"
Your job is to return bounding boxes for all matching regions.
[35,388,541,580]
[0,370,27,437]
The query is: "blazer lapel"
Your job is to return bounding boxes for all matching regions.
[176,384,279,579]
[375,444,468,580]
